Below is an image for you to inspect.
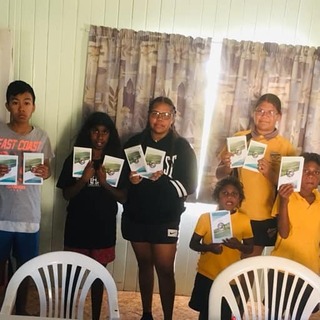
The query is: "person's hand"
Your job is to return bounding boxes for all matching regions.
[220,151,233,168]
[96,164,107,186]
[129,171,142,184]
[80,161,95,183]
[206,243,223,254]
[33,163,50,179]
[257,157,271,176]
[0,164,10,177]
[222,237,241,250]
[149,170,163,181]
[278,183,294,200]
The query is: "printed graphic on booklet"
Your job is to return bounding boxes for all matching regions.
[124,145,166,179]
[209,210,233,243]
[0,155,18,185]
[102,155,124,187]
[278,156,304,192]
[227,136,248,168]
[73,147,92,178]
[23,153,44,185]
[243,140,267,172]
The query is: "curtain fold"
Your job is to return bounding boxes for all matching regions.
[83,25,212,159]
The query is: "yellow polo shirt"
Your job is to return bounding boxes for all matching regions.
[195,210,253,280]
[219,130,296,220]
[271,190,320,274]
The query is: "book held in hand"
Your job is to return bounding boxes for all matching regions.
[23,152,44,185]
[243,140,267,172]
[141,147,166,179]
[0,155,18,185]
[227,136,248,168]
[278,156,304,192]
[102,155,124,187]
[209,210,233,243]
[72,147,92,178]
[124,145,148,176]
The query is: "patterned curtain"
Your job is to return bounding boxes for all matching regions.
[83,25,212,161]
[201,38,320,200]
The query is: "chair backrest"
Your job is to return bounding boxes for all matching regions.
[0,251,120,319]
[208,256,320,320]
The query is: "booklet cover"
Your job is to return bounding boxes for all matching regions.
[209,210,233,243]
[124,145,148,175]
[23,153,44,185]
[227,136,248,168]
[243,140,267,172]
[141,147,166,179]
[0,155,18,185]
[72,147,92,178]
[278,156,304,192]
[103,155,125,187]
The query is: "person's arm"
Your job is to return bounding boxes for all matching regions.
[62,161,95,201]
[189,232,223,254]
[96,165,127,203]
[276,183,293,239]
[215,151,233,179]
[222,237,254,254]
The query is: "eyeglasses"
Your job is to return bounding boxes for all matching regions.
[303,169,320,176]
[149,111,173,120]
[220,191,239,198]
[254,109,278,117]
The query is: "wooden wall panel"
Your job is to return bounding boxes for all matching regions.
[1,0,320,296]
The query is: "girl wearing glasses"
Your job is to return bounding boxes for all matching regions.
[121,96,198,320]
[56,112,126,320]
[216,93,296,258]
[188,176,253,320]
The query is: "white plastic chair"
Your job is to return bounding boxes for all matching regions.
[208,256,320,320]
[0,251,120,319]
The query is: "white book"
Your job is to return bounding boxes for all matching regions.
[0,155,18,185]
[23,153,44,185]
[103,155,124,187]
[140,147,166,179]
[124,145,148,176]
[278,156,304,192]
[72,147,92,178]
[209,210,233,243]
[243,140,267,172]
[227,136,248,168]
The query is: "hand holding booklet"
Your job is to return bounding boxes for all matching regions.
[227,136,248,168]
[72,147,92,178]
[102,155,124,187]
[124,145,166,179]
[0,155,18,185]
[277,156,304,192]
[242,140,267,172]
[209,210,233,243]
[23,152,44,185]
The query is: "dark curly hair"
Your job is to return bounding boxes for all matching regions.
[75,112,121,157]
[212,176,245,206]
[301,152,320,166]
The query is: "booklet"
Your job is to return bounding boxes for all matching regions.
[124,145,148,175]
[227,136,248,168]
[209,210,233,243]
[103,155,125,187]
[243,140,267,172]
[23,153,44,185]
[278,156,304,192]
[0,155,18,185]
[142,147,166,179]
[72,147,92,178]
